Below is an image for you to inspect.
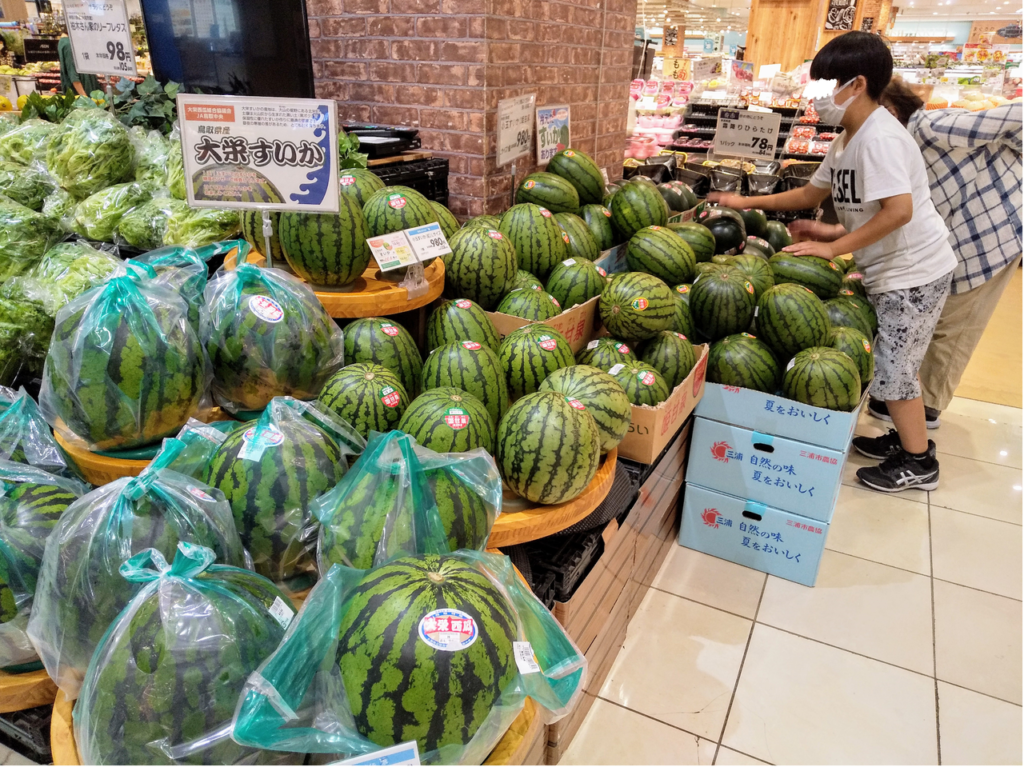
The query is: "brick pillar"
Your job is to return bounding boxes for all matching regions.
[306,0,638,219]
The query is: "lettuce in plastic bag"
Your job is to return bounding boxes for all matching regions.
[18,241,121,316]
[0,161,55,211]
[41,188,76,230]
[46,109,134,199]
[116,197,188,251]
[130,126,170,185]
[0,119,56,167]
[0,288,53,386]
[167,142,186,200]
[164,205,240,248]
[0,195,61,281]
[72,181,155,242]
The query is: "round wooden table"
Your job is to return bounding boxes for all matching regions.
[0,669,56,715]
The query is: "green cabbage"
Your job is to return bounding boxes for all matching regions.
[46,110,134,199]
[42,188,76,230]
[0,161,56,211]
[72,182,154,242]
[0,196,61,282]
[164,206,240,248]
[20,241,121,316]
[117,198,189,251]
[167,143,186,200]
[0,119,56,166]
[131,127,171,185]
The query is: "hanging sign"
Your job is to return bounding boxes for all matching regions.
[177,94,340,213]
[714,108,783,161]
[63,0,138,77]
[497,93,535,167]
[536,105,570,163]
[23,38,60,63]
[824,0,857,30]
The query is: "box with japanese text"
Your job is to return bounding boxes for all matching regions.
[686,417,845,521]
[486,295,598,354]
[593,243,627,275]
[679,483,828,587]
[695,382,869,452]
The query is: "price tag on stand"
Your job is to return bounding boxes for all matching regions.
[63,0,138,77]
[496,93,535,167]
[713,108,783,161]
[368,222,451,273]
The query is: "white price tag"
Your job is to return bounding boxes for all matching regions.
[339,741,421,766]
[513,641,542,675]
[713,109,783,161]
[608,363,626,375]
[405,222,453,261]
[268,597,294,629]
[368,223,450,273]
[63,0,138,77]
[497,94,536,167]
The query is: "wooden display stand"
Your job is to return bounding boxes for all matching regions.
[0,669,57,715]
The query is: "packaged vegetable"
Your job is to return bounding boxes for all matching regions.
[167,127,186,200]
[0,195,61,282]
[0,161,55,211]
[46,108,134,199]
[116,197,188,251]
[163,205,241,248]
[0,119,56,167]
[20,241,121,317]
[41,187,76,230]
[129,244,208,331]
[0,387,78,478]
[130,126,170,185]
[0,292,52,387]
[72,181,155,242]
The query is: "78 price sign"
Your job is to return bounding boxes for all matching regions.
[713,109,782,161]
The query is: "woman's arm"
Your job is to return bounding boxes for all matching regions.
[709,184,831,213]
[915,104,1022,153]
[789,219,847,242]
[783,193,913,259]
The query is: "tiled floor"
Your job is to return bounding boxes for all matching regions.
[561,396,1023,766]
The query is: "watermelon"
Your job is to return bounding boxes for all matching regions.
[769,254,843,299]
[426,298,501,353]
[579,204,616,251]
[755,283,832,360]
[343,317,424,399]
[516,171,580,214]
[336,555,517,753]
[421,341,509,425]
[658,183,692,213]
[743,236,775,259]
[608,362,671,406]
[670,288,695,337]
[825,297,874,339]
[610,177,669,239]
[545,258,605,309]
[765,220,793,251]
[496,391,600,504]
[443,226,518,310]
[728,253,775,299]
[707,333,780,393]
[667,222,716,263]
[427,468,492,553]
[783,347,862,411]
[398,387,495,453]
[241,210,283,264]
[555,212,600,261]
[837,291,878,334]
[575,337,637,368]
[701,210,746,255]
[279,194,372,287]
[841,272,866,298]
[363,185,439,237]
[538,366,631,454]
[498,324,574,401]
[739,209,769,239]
[832,255,854,273]
[547,148,605,205]
[599,272,675,341]
[462,215,502,230]
[640,331,696,390]
[695,261,721,277]
[673,283,692,305]
[626,225,696,285]
[339,168,386,206]
[510,269,544,292]
[319,363,409,440]
[499,203,567,279]
[495,287,561,320]
[430,201,459,239]
[711,255,732,266]
[689,266,757,341]
[829,326,874,387]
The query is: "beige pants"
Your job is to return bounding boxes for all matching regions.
[919,256,1022,412]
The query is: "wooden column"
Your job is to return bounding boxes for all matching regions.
[745,0,828,75]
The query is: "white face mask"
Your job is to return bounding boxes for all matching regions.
[812,78,858,125]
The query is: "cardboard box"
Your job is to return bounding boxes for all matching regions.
[696,382,869,452]
[680,483,829,587]
[687,417,846,522]
[616,344,708,464]
[486,295,598,354]
[593,243,627,276]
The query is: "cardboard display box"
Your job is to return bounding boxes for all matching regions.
[487,295,599,354]
[593,243,627,276]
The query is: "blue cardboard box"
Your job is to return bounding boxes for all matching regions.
[679,483,829,587]
[593,243,627,275]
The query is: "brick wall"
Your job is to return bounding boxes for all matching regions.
[305,0,638,218]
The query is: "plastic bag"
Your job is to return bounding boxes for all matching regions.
[163,205,241,248]
[130,126,170,185]
[0,461,88,669]
[159,418,231,479]
[0,119,56,167]
[41,188,76,230]
[166,125,186,200]
[0,160,55,211]
[0,289,52,387]
[18,241,121,317]
[26,442,248,698]
[116,197,188,251]
[204,264,345,413]
[76,543,294,764]
[0,387,79,478]
[71,181,155,242]
[232,550,587,764]
[38,271,207,452]
[0,194,61,281]
[46,108,135,199]
[129,245,208,331]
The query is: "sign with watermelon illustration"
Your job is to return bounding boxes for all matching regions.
[536,105,571,163]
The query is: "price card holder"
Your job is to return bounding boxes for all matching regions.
[367,222,451,300]
[63,0,138,77]
[712,108,783,162]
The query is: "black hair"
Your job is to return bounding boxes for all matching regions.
[810,32,893,100]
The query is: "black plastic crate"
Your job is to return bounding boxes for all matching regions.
[527,528,605,603]
[370,158,449,206]
[0,705,51,765]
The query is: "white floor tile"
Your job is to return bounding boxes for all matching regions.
[945,396,1023,428]
[937,681,1023,765]
[0,746,35,766]
[929,409,1022,469]
[715,746,771,765]
[654,544,766,619]
[931,506,1023,599]
[827,484,931,574]
[928,454,1023,525]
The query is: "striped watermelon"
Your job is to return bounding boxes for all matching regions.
[443,227,518,310]
[602,182,621,209]
[670,288,695,337]
[755,283,831,360]
[695,261,721,278]
[363,186,439,237]
[739,209,768,239]
[743,236,775,259]
[600,272,675,341]
[769,254,843,299]
[546,258,604,309]
[783,347,862,411]
[833,255,854,273]
[510,270,544,292]
[547,148,604,205]
[829,326,874,387]
[825,297,874,339]
[575,337,637,368]
[398,387,495,453]
[640,331,696,389]
[496,287,561,320]
[667,222,716,263]
[499,203,567,279]
[728,253,775,299]
[279,194,372,286]
[498,324,574,401]
[610,177,669,239]
[658,182,696,213]
[339,168,385,206]
[841,272,866,298]
[336,555,517,753]
[516,172,580,214]
[496,391,600,504]
[426,299,500,353]
[579,204,616,250]
[539,365,631,454]
[462,215,502,230]
[626,225,696,285]
[673,283,692,305]
[421,341,509,425]
[343,317,424,398]
[608,362,671,406]
[765,220,792,251]
[555,212,600,261]
[690,266,757,341]
[837,291,878,334]
[701,211,746,255]
[318,363,409,440]
[241,210,283,264]
[707,333,780,393]
[430,201,459,239]
[427,468,492,553]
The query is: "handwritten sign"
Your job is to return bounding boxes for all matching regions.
[713,109,782,161]
[497,94,535,167]
[536,105,570,163]
[63,0,138,77]
[824,0,857,31]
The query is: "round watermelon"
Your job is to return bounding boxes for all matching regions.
[343,317,423,399]
[426,299,501,353]
[765,220,793,251]
[318,363,409,440]
[837,291,878,334]
[555,212,600,261]
[783,347,862,411]
[609,363,670,406]
[241,210,283,265]
[667,222,716,263]
[516,171,580,214]
[495,287,562,320]
[498,324,574,401]
[825,297,874,339]
[575,337,637,369]
[600,272,676,341]
[499,203,567,279]
[421,341,509,425]
[626,225,696,286]
[829,326,874,388]
[640,331,696,390]
[743,236,775,259]
[769,253,843,299]
[539,365,631,454]
[461,215,502,230]
[658,182,697,213]
[700,209,746,255]
[427,468,493,553]
[510,269,544,292]
[280,193,372,287]
[443,227,518,311]
[755,283,832,360]
[670,287,695,337]
[547,148,605,205]
[363,185,439,236]
[728,253,775,300]
[689,266,757,341]
[546,258,605,309]
[398,387,495,453]
[707,333,780,393]
[579,204,617,251]
[427,202,458,239]
[739,209,769,239]
[610,177,669,239]
[338,168,385,206]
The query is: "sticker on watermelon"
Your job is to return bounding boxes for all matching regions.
[380,386,401,408]
[849,272,863,279]
[249,295,284,324]
[537,334,558,351]
[387,193,407,209]
[631,297,649,311]
[187,485,214,503]
[418,608,478,651]
[637,370,657,386]
[550,296,561,307]
[744,281,755,295]
[596,266,607,277]
[564,150,576,158]
[487,230,504,240]
[650,225,661,231]
[862,339,872,353]
[340,175,356,186]
[828,261,840,271]
[523,180,536,190]
[676,285,690,295]
[608,363,625,375]
[601,208,611,217]
[565,397,586,411]
[380,322,401,337]
[563,258,576,266]
[444,407,470,430]
[616,343,631,354]
[561,231,570,244]
[461,341,482,350]
[539,207,552,218]
[741,332,756,338]
[238,425,284,461]
[675,333,689,340]
[455,299,474,309]
[840,289,855,296]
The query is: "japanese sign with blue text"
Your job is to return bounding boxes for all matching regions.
[177,94,340,213]
[713,108,782,161]
[497,93,535,167]
[64,0,138,77]
[536,105,570,164]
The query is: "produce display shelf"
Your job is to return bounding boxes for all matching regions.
[488,449,618,548]
[0,670,57,716]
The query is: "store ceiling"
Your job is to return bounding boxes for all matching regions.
[894,0,1022,23]
[635,0,750,35]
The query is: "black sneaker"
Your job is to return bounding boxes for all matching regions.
[867,398,941,429]
[856,442,940,493]
[852,429,903,460]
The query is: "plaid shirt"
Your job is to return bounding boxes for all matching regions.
[908,104,1022,294]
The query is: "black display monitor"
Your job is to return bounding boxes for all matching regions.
[138,0,315,98]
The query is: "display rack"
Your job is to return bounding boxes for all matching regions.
[0,670,56,716]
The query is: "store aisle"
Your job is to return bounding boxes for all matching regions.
[561,396,1022,766]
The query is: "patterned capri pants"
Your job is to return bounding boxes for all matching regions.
[868,271,953,401]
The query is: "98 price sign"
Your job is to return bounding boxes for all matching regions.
[64,0,138,77]
[713,108,782,161]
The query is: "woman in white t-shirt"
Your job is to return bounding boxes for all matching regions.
[710,31,957,494]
